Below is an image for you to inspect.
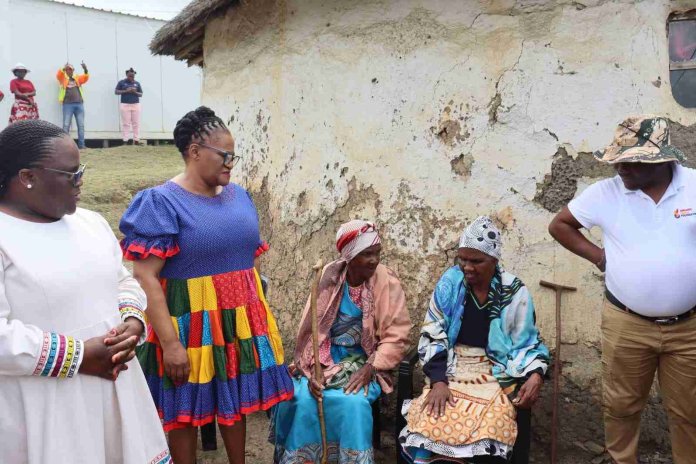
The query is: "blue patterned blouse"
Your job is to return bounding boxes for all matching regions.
[119,181,265,280]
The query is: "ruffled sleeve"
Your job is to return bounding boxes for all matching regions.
[119,188,180,261]
[255,240,270,258]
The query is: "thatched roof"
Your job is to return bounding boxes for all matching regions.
[150,0,235,66]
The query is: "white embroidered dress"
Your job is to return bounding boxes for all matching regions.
[0,208,171,464]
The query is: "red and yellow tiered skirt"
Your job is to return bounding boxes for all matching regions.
[137,267,293,431]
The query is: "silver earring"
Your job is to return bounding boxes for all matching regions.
[26,184,32,189]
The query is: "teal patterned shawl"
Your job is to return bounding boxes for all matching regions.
[418,265,549,390]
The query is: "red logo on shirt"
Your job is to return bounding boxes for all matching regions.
[674,208,695,218]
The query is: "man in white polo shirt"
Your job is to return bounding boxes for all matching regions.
[548,115,696,464]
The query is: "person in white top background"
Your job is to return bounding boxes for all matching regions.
[0,119,171,463]
[549,115,696,464]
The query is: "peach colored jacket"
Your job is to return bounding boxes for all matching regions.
[294,260,412,393]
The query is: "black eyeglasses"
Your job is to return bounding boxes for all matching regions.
[39,163,86,187]
[197,143,241,167]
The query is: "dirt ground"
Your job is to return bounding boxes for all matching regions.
[83,146,674,464]
[193,412,674,464]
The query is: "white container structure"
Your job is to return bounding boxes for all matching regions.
[0,0,201,141]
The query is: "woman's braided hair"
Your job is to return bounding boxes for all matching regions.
[173,106,227,156]
[0,120,66,197]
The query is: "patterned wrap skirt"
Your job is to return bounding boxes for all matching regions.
[137,267,294,431]
[400,345,517,463]
[9,99,39,123]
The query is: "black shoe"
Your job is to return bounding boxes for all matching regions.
[127,139,134,145]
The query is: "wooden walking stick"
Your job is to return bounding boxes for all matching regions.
[539,280,576,464]
[310,260,329,464]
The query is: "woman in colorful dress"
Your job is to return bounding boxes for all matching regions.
[9,63,40,123]
[120,106,293,464]
[400,217,549,464]
[273,220,412,464]
[0,120,170,464]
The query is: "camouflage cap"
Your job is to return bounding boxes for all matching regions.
[593,115,686,164]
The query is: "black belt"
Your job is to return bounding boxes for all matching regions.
[605,290,696,325]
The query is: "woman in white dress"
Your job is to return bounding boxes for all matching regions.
[0,120,171,464]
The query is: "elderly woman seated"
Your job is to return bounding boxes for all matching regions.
[273,220,412,464]
[400,216,549,464]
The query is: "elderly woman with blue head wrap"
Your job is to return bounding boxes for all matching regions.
[400,216,549,464]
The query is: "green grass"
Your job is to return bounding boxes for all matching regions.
[79,145,183,234]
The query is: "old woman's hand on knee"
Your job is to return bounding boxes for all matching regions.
[422,381,457,418]
[344,364,374,396]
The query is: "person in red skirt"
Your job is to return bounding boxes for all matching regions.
[8,63,39,123]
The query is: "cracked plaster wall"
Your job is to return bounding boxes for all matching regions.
[201,0,696,453]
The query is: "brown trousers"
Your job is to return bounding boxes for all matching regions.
[601,301,696,464]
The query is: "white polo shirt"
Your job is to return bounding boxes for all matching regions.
[568,163,696,317]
